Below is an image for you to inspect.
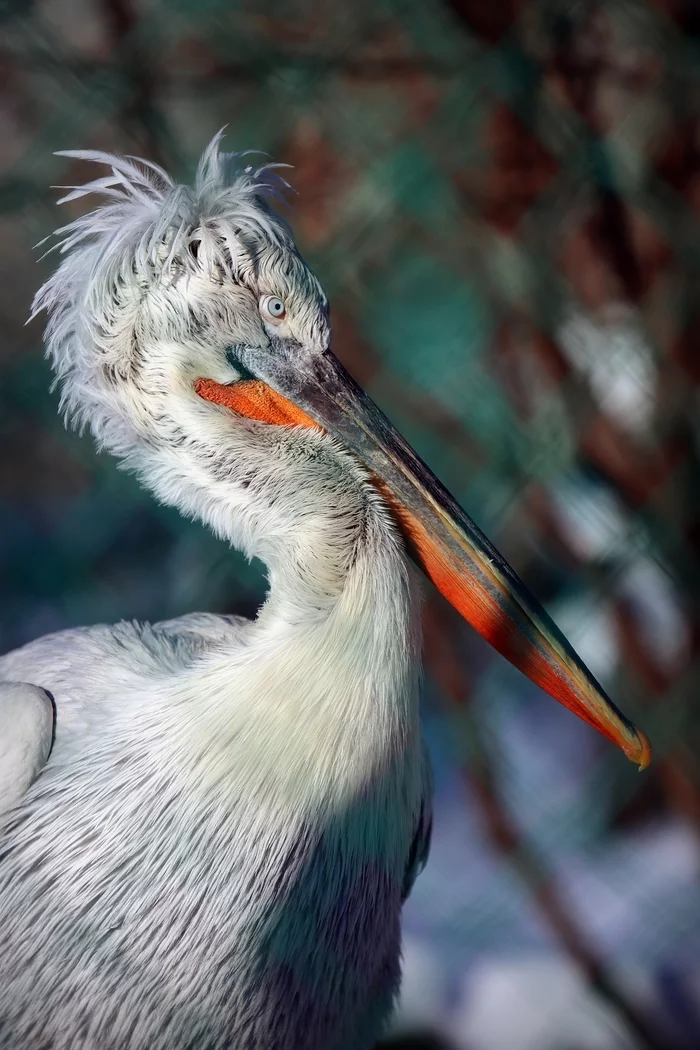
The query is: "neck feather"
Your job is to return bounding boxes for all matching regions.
[138,403,423,810]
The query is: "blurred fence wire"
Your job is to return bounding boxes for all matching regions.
[1,1,700,1048]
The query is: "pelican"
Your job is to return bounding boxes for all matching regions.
[0,134,650,1050]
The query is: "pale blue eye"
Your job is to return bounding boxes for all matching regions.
[260,295,286,322]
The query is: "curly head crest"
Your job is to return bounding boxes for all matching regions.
[30,130,296,450]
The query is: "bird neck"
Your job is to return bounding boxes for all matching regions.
[185,513,422,816]
[139,390,414,624]
[142,409,423,808]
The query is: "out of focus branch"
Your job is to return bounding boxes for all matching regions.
[99,0,167,163]
[526,474,700,835]
[423,594,674,1050]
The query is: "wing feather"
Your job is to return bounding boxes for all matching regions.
[0,683,55,815]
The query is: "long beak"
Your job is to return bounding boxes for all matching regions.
[196,342,651,769]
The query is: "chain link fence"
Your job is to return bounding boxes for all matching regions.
[1,1,699,1047]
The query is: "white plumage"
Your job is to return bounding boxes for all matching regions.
[0,683,54,812]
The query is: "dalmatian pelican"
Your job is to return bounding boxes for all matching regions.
[0,134,650,1050]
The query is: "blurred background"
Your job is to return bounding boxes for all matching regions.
[1,0,699,1047]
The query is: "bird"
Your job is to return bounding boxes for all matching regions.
[0,133,651,1050]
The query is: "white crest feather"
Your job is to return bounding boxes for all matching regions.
[30,130,295,447]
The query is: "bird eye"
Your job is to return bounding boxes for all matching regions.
[259,295,286,324]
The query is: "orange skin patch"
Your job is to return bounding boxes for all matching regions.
[195,376,651,769]
[195,378,320,431]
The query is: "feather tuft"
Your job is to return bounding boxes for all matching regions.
[31,131,296,448]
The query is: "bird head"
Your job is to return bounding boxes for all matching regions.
[32,133,331,455]
[32,132,651,770]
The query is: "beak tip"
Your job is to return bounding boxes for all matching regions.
[625,726,652,771]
